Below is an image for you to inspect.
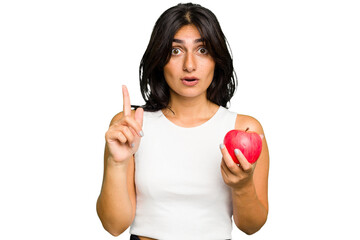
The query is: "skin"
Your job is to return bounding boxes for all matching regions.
[220,117,269,234]
[96,85,143,236]
[162,24,218,124]
[96,24,269,239]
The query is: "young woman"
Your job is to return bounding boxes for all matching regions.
[97,3,269,240]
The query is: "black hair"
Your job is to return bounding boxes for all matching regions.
[132,2,237,111]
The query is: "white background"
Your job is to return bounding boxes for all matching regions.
[1,0,359,239]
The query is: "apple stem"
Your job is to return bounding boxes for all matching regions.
[245,127,249,132]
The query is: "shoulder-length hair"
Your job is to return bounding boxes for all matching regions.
[133,3,237,111]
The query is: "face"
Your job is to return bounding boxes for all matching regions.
[163,24,215,101]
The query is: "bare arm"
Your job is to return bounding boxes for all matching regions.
[96,137,136,236]
[220,115,269,235]
[96,86,143,236]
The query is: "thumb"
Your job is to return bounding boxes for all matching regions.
[135,107,144,127]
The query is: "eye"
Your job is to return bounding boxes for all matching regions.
[171,48,181,55]
[198,47,208,55]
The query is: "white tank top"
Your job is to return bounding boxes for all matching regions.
[130,106,238,240]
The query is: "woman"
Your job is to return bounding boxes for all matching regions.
[97,3,269,240]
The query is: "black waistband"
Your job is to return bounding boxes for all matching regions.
[130,234,231,240]
[130,234,141,240]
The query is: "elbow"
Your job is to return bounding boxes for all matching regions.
[107,229,121,237]
[106,227,125,237]
[237,215,268,235]
[101,220,129,237]
[241,224,265,235]
[99,217,131,237]
[243,228,261,235]
[96,201,131,237]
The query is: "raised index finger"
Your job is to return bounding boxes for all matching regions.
[122,85,131,116]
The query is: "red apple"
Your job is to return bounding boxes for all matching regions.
[223,129,262,164]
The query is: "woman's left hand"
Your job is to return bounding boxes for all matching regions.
[219,143,257,189]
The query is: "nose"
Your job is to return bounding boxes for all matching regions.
[183,53,196,72]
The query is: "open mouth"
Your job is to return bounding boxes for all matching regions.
[182,77,199,81]
[181,78,199,86]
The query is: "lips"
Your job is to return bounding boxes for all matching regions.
[181,77,199,86]
[181,76,199,82]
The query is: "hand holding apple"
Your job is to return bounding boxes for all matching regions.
[223,129,263,164]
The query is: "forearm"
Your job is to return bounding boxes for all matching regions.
[97,160,133,236]
[232,180,268,235]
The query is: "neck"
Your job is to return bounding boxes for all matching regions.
[163,92,218,120]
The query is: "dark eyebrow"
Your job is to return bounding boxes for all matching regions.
[173,38,205,44]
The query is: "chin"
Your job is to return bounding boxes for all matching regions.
[178,89,207,99]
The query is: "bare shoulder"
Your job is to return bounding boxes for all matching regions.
[109,110,137,126]
[235,114,264,135]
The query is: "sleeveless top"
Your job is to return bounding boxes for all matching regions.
[130,106,238,240]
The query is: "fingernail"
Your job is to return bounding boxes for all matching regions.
[139,130,144,137]
[234,149,240,155]
[219,143,225,149]
[131,143,135,148]
[260,134,264,139]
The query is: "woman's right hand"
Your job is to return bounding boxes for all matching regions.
[105,85,144,165]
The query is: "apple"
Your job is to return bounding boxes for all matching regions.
[223,129,262,164]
